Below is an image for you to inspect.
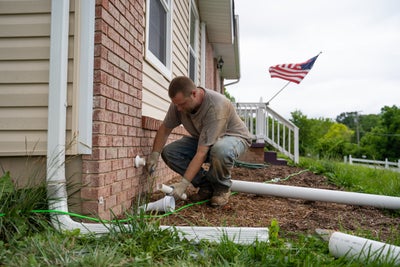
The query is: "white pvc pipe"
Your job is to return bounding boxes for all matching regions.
[138,196,175,213]
[134,155,146,168]
[329,231,400,265]
[45,0,268,244]
[157,184,187,200]
[231,180,400,209]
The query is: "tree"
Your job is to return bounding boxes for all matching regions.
[290,110,334,157]
[317,123,354,158]
[288,106,400,160]
[357,105,400,160]
[377,105,400,159]
[336,111,380,144]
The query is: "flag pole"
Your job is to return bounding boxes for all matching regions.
[266,81,291,105]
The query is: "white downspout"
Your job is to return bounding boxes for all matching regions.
[47,0,111,234]
[231,180,400,209]
[46,0,268,243]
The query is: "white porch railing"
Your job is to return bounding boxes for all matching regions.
[344,155,400,172]
[235,101,299,163]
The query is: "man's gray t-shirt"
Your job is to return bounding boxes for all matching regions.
[163,88,253,147]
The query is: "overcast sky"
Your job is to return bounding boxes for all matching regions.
[227,0,400,119]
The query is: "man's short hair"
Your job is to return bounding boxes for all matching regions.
[168,76,196,98]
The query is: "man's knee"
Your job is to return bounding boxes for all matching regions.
[160,144,172,162]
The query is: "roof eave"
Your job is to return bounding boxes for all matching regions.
[199,1,240,79]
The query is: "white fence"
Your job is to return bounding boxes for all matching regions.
[235,101,299,163]
[344,155,400,172]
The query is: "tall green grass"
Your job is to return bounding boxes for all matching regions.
[298,157,400,197]
[0,171,49,242]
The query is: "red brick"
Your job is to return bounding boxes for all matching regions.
[112,136,123,146]
[104,172,116,185]
[106,99,118,112]
[105,195,117,210]
[116,169,127,181]
[105,123,117,135]
[111,181,122,194]
[90,147,106,160]
[92,122,105,134]
[117,125,128,136]
[107,2,120,21]
[117,191,128,203]
[105,147,118,159]
[81,201,100,215]
[82,173,103,187]
[81,186,112,200]
[93,95,106,109]
[122,157,132,168]
[109,205,122,218]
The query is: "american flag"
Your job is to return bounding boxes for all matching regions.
[269,54,320,84]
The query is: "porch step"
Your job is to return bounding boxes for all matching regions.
[264,151,287,166]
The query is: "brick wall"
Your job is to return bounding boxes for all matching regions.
[80,0,189,219]
[81,0,147,219]
[238,143,265,164]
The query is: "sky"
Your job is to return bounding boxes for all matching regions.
[227,0,400,119]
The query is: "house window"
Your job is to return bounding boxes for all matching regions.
[189,1,199,82]
[146,0,172,77]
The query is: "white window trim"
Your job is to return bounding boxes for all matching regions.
[145,0,173,79]
[189,0,199,82]
[200,22,206,87]
[77,0,95,154]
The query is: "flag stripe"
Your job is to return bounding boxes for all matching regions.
[268,54,319,84]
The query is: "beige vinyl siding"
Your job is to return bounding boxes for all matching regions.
[0,0,77,156]
[172,0,189,77]
[143,0,198,120]
[142,62,171,120]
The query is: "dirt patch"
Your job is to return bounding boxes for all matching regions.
[150,165,400,242]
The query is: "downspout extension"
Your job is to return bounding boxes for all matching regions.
[317,229,400,265]
[231,180,400,210]
[159,181,400,209]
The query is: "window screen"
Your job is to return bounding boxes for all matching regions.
[149,0,167,65]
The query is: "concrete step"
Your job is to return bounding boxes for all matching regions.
[264,151,287,166]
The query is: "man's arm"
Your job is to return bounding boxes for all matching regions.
[147,123,173,174]
[152,123,173,153]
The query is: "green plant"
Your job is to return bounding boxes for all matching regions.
[0,171,50,242]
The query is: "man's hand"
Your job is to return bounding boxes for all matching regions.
[171,177,191,200]
[146,152,160,174]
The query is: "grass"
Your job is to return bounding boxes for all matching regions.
[1,159,400,266]
[298,157,400,197]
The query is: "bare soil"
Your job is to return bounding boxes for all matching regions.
[151,165,400,242]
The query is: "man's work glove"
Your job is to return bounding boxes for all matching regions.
[171,177,190,200]
[146,152,160,174]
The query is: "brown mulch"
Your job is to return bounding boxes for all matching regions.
[149,165,400,242]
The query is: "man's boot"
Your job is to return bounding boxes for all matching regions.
[189,186,213,202]
[210,186,231,207]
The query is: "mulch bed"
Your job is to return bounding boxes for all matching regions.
[148,165,400,242]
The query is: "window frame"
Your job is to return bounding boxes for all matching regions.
[145,0,173,78]
[188,0,199,82]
